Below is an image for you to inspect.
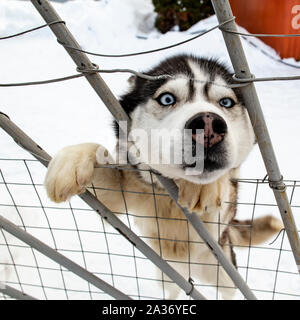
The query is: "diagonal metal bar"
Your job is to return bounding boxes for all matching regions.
[0,282,38,300]
[211,0,300,274]
[29,0,257,299]
[0,214,131,300]
[0,112,206,300]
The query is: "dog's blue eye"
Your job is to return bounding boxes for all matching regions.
[157,93,176,106]
[219,98,235,108]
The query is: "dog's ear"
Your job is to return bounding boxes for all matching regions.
[128,75,137,87]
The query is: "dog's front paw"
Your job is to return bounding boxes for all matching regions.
[45,143,100,202]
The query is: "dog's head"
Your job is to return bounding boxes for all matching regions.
[115,55,255,184]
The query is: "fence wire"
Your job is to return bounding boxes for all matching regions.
[0,0,300,300]
[0,18,300,88]
[0,157,299,300]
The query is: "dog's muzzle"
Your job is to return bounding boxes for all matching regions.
[185,112,227,149]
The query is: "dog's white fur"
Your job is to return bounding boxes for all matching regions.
[129,72,255,185]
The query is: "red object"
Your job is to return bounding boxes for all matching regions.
[229,0,300,60]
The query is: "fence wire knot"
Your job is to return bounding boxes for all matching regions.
[76,63,99,74]
[268,175,287,192]
[232,73,256,84]
[217,16,236,30]
[186,277,195,296]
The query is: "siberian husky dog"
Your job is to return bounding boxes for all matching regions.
[45,55,282,299]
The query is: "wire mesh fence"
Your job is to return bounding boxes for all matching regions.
[1,0,300,300]
[0,157,299,300]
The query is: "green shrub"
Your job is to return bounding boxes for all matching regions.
[152,0,214,33]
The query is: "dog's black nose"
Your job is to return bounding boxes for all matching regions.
[185,112,227,148]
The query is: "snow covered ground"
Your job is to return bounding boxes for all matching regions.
[0,0,300,300]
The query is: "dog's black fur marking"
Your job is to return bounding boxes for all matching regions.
[113,54,245,137]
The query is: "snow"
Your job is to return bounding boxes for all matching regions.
[0,0,300,300]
